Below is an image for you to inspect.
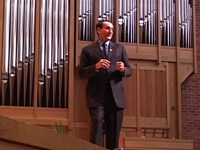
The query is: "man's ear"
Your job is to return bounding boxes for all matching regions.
[97,28,100,34]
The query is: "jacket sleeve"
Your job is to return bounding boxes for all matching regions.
[121,45,132,77]
[79,47,98,79]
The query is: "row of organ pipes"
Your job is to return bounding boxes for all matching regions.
[2,0,35,106]
[160,0,175,46]
[179,0,193,48]
[78,0,94,41]
[140,0,157,44]
[40,0,69,108]
[119,0,137,43]
[1,0,193,107]
[98,0,114,22]
[2,0,69,108]
[78,0,193,48]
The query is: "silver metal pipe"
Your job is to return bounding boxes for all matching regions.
[147,0,150,44]
[17,0,24,66]
[2,0,11,74]
[52,0,59,107]
[46,0,53,73]
[189,2,192,48]
[39,0,46,107]
[120,0,122,17]
[82,0,86,40]
[59,0,64,61]
[58,0,65,107]
[53,0,59,67]
[30,0,36,55]
[139,0,144,43]
[165,0,169,46]
[78,0,83,40]
[180,0,185,47]
[44,0,53,107]
[89,0,91,40]
[64,0,69,107]
[16,0,23,106]
[143,0,148,43]
[9,0,17,106]
[129,0,133,43]
[150,0,153,44]
[29,0,36,106]
[127,0,130,42]
[85,0,89,40]
[152,0,157,44]
[186,0,192,48]
[65,0,69,57]
[9,0,17,74]
[24,0,31,61]
[78,0,94,41]
[118,16,123,42]
[23,0,31,106]
[133,0,137,43]
[123,14,127,42]
[162,0,167,45]
[89,0,93,40]
[40,0,46,76]
[99,0,102,17]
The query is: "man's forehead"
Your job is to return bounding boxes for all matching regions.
[103,22,113,28]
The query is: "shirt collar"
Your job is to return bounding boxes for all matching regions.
[98,40,110,47]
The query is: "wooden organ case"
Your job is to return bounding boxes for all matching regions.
[0,0,196,143]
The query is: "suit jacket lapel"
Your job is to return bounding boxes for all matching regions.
[94,41,104,58]
[108,41,115,60]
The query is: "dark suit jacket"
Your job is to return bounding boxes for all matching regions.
[79,41,132,108]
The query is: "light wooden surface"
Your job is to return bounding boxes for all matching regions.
[123,137,194,150]
[0,115,106,150]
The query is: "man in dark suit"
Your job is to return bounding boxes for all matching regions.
[79,20,132,150]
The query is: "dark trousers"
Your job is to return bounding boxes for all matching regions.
[89,82,124,150]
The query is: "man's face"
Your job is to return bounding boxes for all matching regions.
[97,21,114,42]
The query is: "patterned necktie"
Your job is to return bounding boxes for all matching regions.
[102,43,108,58]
